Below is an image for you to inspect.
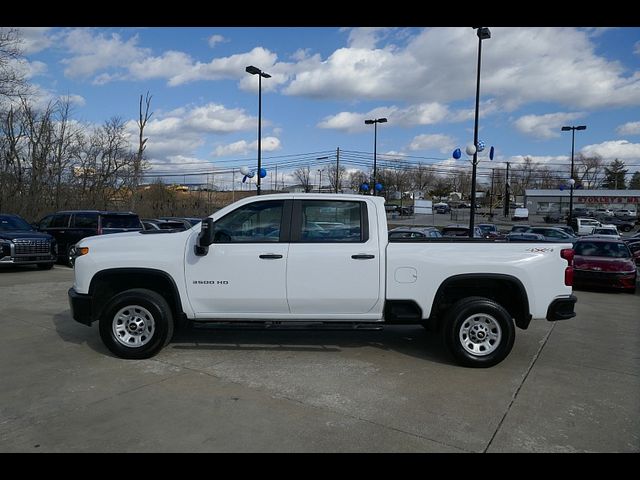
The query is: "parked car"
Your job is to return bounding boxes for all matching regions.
[597,216,635,233]
[594,208,614,217]
[526,227,578,245]
[159,217,202,227]
[505,232,546,242]
[142,219,189,231]
[434,203,451,214]
[550,225,576,236]
[0,214,57,270]
[543,212,566,223]
[512,208,529,221]
[477,223,500,239]
[388,227,442,240]
[625,240,640,266]
[441,224,484,238]
[38,210,143,266]
[569,217,601,236]
[591,226,620,238]
[614,208,637,220]
[572,207,593,218]
[572,236,636,293]
[510,225,531,234]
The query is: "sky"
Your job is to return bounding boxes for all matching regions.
[12,26,640,190]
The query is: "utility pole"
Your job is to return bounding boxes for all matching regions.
[503,162,510,218]
[489,168,495,219]
[232,168,235,202]
[274,164,278,192]
[336,147,340,193]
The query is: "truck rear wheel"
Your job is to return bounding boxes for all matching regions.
[442,296,515,368]
[99,288,174,359]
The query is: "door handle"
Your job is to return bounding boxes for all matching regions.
[351,254,375,259]
[259,254,283,259]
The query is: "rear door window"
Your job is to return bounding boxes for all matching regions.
[100,215,141,229]
[72,213,98,228]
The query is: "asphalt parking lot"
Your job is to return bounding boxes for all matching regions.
[1,266,638,452]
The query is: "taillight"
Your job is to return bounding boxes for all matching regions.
[561,248,574,286]
[561,248,574,265]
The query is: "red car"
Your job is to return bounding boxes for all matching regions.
[573,237,637,293]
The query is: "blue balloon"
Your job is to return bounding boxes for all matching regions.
[360,183,370,192]
[452,148,462,160]
[242,175,249,183]
[477,140,486,152]
[375,183,383,192]
[559,184,565,191]
[489,146,495,160]
[259,168,267,178]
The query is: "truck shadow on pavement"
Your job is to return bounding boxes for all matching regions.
[52,310,111,355]
[52,310,455,366]
[170,324,455,366]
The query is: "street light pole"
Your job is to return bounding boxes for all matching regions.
[561,125,587,226]
[469,26,491,238]
[364,117,387,195]
[245,65,271,196]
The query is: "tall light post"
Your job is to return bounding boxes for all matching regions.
[561,125,587,226]
[245,65,271,195]
[469,26,491,238]
[364,117,387,195]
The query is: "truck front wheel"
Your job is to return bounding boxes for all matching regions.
[442,297,515,368]
[99,288,174,359]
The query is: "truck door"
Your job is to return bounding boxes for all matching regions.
[185,199,291,317]
[286,199,381,316]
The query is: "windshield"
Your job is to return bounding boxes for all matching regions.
[575,242,630,259]
[0,215,32,231]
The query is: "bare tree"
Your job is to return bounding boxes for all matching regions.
[131,91,152,209]
[293,166,313,192]
[0,28,28,101]
[324,164,346,193]
[575,153,604,189]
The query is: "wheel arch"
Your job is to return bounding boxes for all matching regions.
[89,268,186,326]
[431,273,531,330]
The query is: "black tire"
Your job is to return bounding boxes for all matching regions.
[99,288,174,359]
[36,263,54,270]
[442,296,515,368]
[67,245,75,267]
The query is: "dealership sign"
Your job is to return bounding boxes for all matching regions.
[581,196,639,204]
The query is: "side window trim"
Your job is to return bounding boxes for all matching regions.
[291,199,369,243]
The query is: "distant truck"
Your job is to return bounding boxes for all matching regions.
[68,194,577,368]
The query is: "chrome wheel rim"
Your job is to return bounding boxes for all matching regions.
[459,313,502,356]
[112,305,156,348]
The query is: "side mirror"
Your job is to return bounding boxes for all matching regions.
[195,217,214,256]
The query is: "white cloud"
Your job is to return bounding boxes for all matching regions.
[213,137,281,157]
[635,41,640,56]
[208,34,226,48]
[616,121,640,136]
[15,27,53,54]
[124,102,258,160]
[345,27,392,49]
[514,112,586,139]
[61,29,150,80]
[285,27,640,110]
[408,133,456,153]
[580,140,640,162]
[317,101,492,133]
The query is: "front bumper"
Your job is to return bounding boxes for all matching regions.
[68,288,94,326]
[546,295,577,321]
[0,254,56,265]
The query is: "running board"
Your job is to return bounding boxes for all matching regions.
[191,321,384,331]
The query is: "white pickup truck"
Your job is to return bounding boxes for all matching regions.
[68,194,577,367]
